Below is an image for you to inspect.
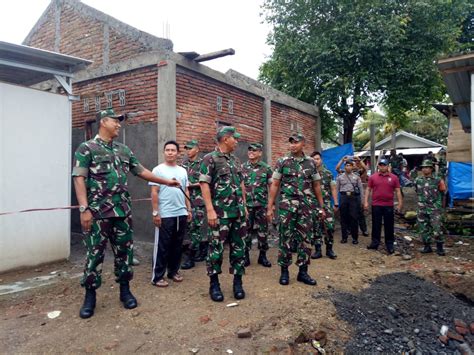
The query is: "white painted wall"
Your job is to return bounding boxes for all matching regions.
[0,82,71,272]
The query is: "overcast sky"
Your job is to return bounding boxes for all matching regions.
[0,0,272,80]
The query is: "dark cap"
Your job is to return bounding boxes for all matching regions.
[248,143,263,151]
[420,159,434,168]
[345,159,354,165]
[96,109,124,122]
[289,133,305,142]
[379,158,389,165]
[216,126,241,140]
[184,139,199,148]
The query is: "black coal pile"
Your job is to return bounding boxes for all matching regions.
[332,272,474,353]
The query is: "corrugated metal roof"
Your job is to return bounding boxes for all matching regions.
[0,41,91,86]
[437,53,474,131]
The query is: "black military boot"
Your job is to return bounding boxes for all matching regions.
[311,245,322,259]
[79,288,96,319]
[420,243,433,254]
[209,274,224,302]
[119,282,138,309]
[279,266,290,285]
[233,274,246,300]
[436,242,446,256]
[297,265,317,286]
[326,243,337,259]
[194,242,208,262]
[257,250,272,267]
[181,249,196,270]
[244,249,251,267]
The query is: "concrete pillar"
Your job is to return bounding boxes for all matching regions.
[157,60,176,163]
[314,106,321,152]
[263,98,272,164]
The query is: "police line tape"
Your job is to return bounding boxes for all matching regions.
[0,198,152,216]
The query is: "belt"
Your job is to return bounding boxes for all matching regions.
[340,191,359,196]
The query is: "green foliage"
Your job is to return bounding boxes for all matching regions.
[353,108,448,150]
[260,0,473,143]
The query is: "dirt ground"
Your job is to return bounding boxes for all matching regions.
[1,188,473,354]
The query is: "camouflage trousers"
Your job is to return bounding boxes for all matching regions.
[81,216,133,290]
[417,208,444,244]
[278,205,312,267]
[188,206,206,251]
[312,204,335,246]
[207,216,246,276]
[245,206,269,251]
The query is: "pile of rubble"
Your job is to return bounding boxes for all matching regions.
[331,272,473,353]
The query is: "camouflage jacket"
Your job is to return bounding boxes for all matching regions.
[318,165,336,204]
[415,175,443,209]
[272,154,321,209]
[438,157,447,179]
[199,150,244,219]
[72,135,144,219]
[182,157,204,207]
[241,160,272,208]
[389,155,403,172]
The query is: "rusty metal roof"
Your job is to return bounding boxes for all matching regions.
[0,41,91,87]
[437,53,474,132]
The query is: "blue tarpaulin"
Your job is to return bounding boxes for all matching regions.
[321,143,354,177]
[448,162,473,205]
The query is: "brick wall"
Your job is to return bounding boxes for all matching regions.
[176,66,264,155]
[71,65,158,128]
[270,102,316,166]
[25,3,159,70]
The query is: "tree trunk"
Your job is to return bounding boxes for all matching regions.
[343,115,357,144]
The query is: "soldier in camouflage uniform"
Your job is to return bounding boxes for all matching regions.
[437,149,447,180]
[267,133,325,286]
[415,159,447,256]
[199,126,247,302]
[310,151,338,260]
[72,109,180,319]
[241,143,273,268]
[181,140,207,270]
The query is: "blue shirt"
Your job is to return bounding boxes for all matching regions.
[149,163,188,218]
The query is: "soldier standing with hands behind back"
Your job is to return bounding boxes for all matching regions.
[72,109,180,319]
[267,133,325,286]
[241,143,273,268]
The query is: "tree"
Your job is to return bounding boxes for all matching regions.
[259,0,472,143]
[353,108,448,150]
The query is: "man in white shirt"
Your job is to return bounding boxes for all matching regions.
[149,140,192,287]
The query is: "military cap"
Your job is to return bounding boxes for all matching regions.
[184,139,199,148]
[216,126,241,139]
[96,108,124,122]
[420,159,434,168]
[248,143,263,150]
[289,133,305,142]
[378,158,389,165]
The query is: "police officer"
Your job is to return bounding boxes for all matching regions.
[181,139,207,270]
[199,126,247,302]
[336,159,364,244]
[267,133,325,286]
[310,151,338,259]
[241,143,273,267]
[415,159,447,256]
[72,109,180,319]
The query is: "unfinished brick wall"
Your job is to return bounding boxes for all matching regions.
[25,2,160,70]
[270,102,316,166]
[176,66,264,154]
[71,65,158,128]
